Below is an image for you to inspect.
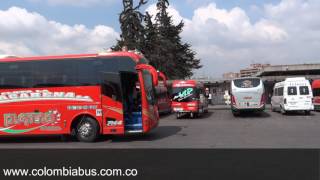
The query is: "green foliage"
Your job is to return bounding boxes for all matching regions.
[114,0,202,79]
[112,0,147,51]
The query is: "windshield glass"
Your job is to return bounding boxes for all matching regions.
[233,78,261,88]
[142,70,156,105]
[171,87,198,102]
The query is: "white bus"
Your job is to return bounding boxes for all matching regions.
[230,77,266,116]
[271,77,314,115]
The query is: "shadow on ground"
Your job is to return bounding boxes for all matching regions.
[106,125,182,143]
[281,111,316,117]
[0,135,66,143]
[172,112,214,120]
[235,111,271,119]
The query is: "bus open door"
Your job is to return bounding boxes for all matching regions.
[136,64,159,133]
[102,65,159,134]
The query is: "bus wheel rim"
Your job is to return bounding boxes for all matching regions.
[79,123,93,137]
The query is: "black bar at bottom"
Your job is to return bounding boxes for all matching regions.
[0,149,317,180]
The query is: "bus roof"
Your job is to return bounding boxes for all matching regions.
[0,51,144,63]
[232,77,261,81]
[312,80,320,89]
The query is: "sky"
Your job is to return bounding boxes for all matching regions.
[0,0,319,78]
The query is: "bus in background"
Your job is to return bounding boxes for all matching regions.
[271,77,314,115]
[230,77,265,116]
[0,51,159,142]
[155,71,171,114]
[312,79,320,111]
[171,80,208,119]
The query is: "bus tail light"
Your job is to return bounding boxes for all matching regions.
[284,98,287,104]
[260,94,266,105]
[231,95,236,105]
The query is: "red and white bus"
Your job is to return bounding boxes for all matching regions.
[155,72,171,114]
[0,51,159,142]
[171,80,209,118]
[312,79,320,111]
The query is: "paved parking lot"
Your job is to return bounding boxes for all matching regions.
[0,106,320,148]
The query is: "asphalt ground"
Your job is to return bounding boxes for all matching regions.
[0,106,320,148]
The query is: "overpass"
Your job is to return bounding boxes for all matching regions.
[256,63,320,81]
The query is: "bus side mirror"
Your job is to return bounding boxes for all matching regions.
[136,64,159,86]
[158,71,167,86]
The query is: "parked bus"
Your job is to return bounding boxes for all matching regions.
[271,77,314,115]
[155,72,171,114]
[0,51,159,142]
[171,80,208,118]
[312,80,320,111]
[230,77,265,116]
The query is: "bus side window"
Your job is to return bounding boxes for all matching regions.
[101,73,122,102]
[102,82,117,100]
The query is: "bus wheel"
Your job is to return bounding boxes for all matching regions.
[232,110,240,117]
[76,117,99,142]
[176,113,181,119]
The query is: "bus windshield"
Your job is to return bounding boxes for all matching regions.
[234,78,260,88]
[142,70,156,105]
[172,87,198,102]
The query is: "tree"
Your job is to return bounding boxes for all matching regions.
[143,12,160,67]
[113,0,147,51]
[114,0,201,79]
[149,0,201,79]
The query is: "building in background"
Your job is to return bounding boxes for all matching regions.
[209,63,320,105]
[240,63,270,77]
[223,72,240,79]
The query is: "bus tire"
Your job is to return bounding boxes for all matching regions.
[232,110,240,117]
[76,116,99,142]
[176,113,181,119]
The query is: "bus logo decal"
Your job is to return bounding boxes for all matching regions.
[0,90,93,103]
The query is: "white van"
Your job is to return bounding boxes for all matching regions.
[271,77,314,115]
[230,77,266,116]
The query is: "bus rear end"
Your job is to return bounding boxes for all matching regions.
[231,78,265,115]
[312,80,320,111]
